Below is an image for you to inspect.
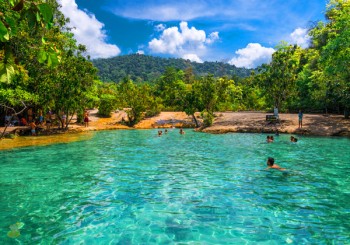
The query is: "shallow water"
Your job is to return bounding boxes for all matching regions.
[1,130,350,244]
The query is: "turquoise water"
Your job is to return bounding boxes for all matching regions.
[1,130,350,244]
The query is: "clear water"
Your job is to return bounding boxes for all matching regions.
[1,130,350,244]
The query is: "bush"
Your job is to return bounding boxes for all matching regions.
[201,111,214,127]
[98,94,116,117]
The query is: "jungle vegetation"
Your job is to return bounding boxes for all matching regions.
[0,0,349,129]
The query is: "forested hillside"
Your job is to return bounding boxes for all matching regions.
[92,54,252,83]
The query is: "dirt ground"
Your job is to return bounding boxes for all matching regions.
[202,112,350,136]
[1,110,349,150]
[67,109,196,132]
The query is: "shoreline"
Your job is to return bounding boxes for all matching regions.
[1,111,349,150]
[201,112,350,137]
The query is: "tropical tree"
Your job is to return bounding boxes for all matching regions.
[154,67,186,110]
[312,0,350,117]
[117,78,154,126]
[256,43,302,111]
[0,0,59,83]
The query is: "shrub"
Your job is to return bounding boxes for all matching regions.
[98,94,116,117]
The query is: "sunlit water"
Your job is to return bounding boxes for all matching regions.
[1,130,350,244]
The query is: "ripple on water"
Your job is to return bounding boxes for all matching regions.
[0,130,350,244]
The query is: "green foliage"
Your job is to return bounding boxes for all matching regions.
[289,0,350,115]
[99,94,116,117]
[201,110,214,127]
[254,44,302,111]
[116,78,154,126]
[0,0,58,83]
[154,67,186,110]
[0,0,100,128]
[1,0,349,130]
[180,74,246,127]
[98,83,118,117]
[93,54,253,83]
[0,21,9,41]
[145,97,162,118]
[318,0,350,112]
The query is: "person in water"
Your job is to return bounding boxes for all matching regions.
[290,136,298,142]
[266,157,286,171]
[179,128,185,134]
[266,135,273,143]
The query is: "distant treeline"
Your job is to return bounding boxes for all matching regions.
[92,54,253,83]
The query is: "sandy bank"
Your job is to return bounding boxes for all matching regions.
[1,110,349,150]
[202,112,350,137]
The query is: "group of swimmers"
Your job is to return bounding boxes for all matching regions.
[266,135,298,143]
[157,129,167,136]
[157,128,185,136]
[265,134,300,171]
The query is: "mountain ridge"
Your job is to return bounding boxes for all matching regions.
[92,54,253,82]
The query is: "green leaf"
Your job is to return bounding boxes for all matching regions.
[38,4,53,25]
[5,16,19,36]
[26,10,37,29]
[9,0,16,7]
[48,52,59,67]
[0,63,7,83]
[7,230,20,238]
[0,63,15,83]
[36,11,41,22]
[0,21,9,42]
[38,49,48,63]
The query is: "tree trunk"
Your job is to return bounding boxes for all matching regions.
[0,102,27,139]
[345,108,349,119]
[192,114,199,128]
[0,120,10,139]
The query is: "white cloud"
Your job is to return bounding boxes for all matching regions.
[228,43,275,68]
[206,32,219,44]
[112,3,212,21]
[290,28,310,48]
[136,50,145,55]
[148,21,218,59]
[58,0,120,59]
[110,0,275,22]
[182,54,203,63]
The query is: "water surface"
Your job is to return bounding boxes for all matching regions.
[1,130,349,244]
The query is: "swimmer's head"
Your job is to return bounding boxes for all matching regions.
[267,157,275,166]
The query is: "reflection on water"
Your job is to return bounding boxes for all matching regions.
[0,132,93,150]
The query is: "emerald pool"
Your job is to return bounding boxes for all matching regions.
[1,130,350,244]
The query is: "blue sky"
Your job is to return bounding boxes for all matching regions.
[58,0,327,68]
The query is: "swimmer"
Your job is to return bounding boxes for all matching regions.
[266,157,286,171]
[266,135,273,143]
[158,130,163,136]
[179,128,185,134]
[290,136,298,142]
